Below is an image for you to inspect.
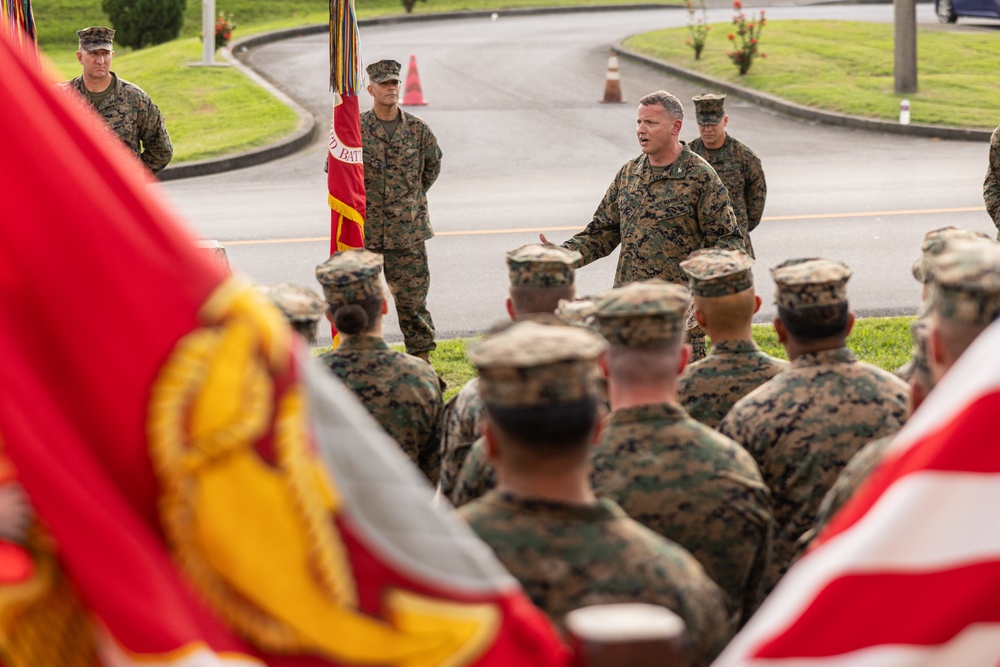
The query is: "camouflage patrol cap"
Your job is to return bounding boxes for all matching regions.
[594,280,691,346]
[469,320,607,408]
[366,59,402,84]
[692,93,726,126]
[77,26,115,52]
[771,258,852,310]
[261,282,326,323]
[506,244,582,287]
[926,238,1000,325]
[315,249,384,306]
[681,248,754,297]
[911,227,992,283]
[555,297,599,332]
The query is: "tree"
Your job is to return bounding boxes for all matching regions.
[102,0,186,50]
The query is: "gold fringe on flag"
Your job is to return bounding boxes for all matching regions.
[329,0,364,94]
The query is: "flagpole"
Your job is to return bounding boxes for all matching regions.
[188,0,229,68]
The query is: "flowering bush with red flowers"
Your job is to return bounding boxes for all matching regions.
[726,0,766,75]
[214,12,237,50]
[685,0,711,60]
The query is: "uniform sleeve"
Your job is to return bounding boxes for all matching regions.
[984,126,1000,235]
[744,152,767,233]
[447,437,496,507]
[138,95,173,175]
[421,125,442,192]
[698,171,747,253]
[561,169,625,268]
[413,366,445,486]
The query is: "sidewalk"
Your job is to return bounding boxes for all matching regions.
[159,4,993,181]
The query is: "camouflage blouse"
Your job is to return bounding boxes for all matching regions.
[460,491,730,666]
[317,336,443,483]
[562,146,745,287]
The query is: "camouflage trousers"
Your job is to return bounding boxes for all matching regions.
[383,243,436,355]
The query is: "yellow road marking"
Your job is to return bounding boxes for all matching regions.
[221,206,986,246]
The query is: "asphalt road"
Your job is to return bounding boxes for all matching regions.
[159,5,998,346]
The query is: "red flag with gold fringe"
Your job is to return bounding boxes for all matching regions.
[0,26,569,667]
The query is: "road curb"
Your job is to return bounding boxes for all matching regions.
[159,34,326,181]
[614,44,993,142]
[161,5,992,181]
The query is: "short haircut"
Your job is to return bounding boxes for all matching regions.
[509,284,575,316]
[291,320,320,345]
[639,91,684,120]
[695,289,756,330]
[485,396,599,456]
[606,336,684,385]
[329,295,382,335]
[777,303,850,341]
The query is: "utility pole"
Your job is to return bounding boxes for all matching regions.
[894,0,917,94]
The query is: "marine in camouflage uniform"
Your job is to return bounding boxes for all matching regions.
[551,90,745,362]
[806,240,1000,554]
[677,249,787,429]
[720,258,909,593]
[985,125,1000,239]
[689,94,766,259]
[259,282,326,345]
[588,279,773,628]
[438,245,581,499]
[361,59,443,358]
[315,249,443,483]
[458,321,729,666]
[62,27,172,175]
[895,226,992,381]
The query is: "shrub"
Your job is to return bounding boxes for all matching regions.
[726,0,766,75]
[685,0,711,60]
[102,0,187,50]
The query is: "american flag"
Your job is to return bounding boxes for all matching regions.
[713,317,1000,667]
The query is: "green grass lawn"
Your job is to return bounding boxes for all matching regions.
[315,316,915,399]
[626,20,1000,129]
[34,1,1000,163]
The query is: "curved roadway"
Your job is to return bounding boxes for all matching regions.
[160,5,997,345]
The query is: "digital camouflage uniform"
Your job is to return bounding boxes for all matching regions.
[590,279,773,628]
[317,338,443,482]
[63,73,172,175]
[315,249,444,483]
[689,94,766,259]
[678,248,786,430]
[590,403,772,629]
[561,146,744,287]
[361,60,443,355]
[984,125,1000,240]
[800,317,931,555]
[460,321,729,667]
[437,378,484,500]
[720,259,910,593]
[798,434,895,556]
[678,341,787,429]
[449,436,494,506]
[561,143,744,363]
[460,492,730,667]
[438,245,581,499]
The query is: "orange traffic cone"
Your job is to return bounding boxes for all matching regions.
[600,49,625,104]
[401,54,427,106]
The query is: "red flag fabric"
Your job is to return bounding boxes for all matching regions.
[712,318,1000,667]
[0,29,568,667]
[328,92,365,254]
